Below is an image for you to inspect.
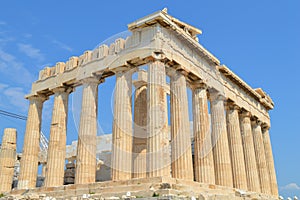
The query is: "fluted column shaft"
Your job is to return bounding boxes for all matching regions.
[225,103,247,190]
[41,164,47,177]
[132,73,147,178]
[252,120,271,194]
[262,126,279,196]
[210,92,233,187]
[192,84,215,184]
[44,87,70,187]
[147,60,170,177]
[111,70,133,180]
[0,128,17,193]
[18,96,46,189]
[75,78,100,184]
[170,70,193,180]
[239,111,260,192]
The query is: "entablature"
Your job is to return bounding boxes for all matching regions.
[219,65,274,111]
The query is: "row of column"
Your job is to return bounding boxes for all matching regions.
[16,60,278,197]
[191,81,278,196]
[17,78,101,188]
[128,61,278,196]
[191,78,277,196]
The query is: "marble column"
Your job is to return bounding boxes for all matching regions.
[75,77,101,184]
[170,70,193,180]
[132,71,147,178]
[252,119,271,194]
[41,164,47,178]
[239,111,260,192]
[209,91,233,187]
[192,83,215,184]
[225,103,247,190]
[147,60,170,178]
[44,87,71,187]
[0,128,17,193]
[111,69,133,181]
[18,95,47,189]
[262,125,279,196]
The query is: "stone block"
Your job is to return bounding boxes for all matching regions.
[83,51,92,65]
[55,62,66,74]
[50,67,56,76]
[108,43,115,55]
[98,45,109,59]
[65,57,78,70]
[115,38,125,53]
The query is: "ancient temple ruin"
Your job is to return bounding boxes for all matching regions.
[0,10,278,199]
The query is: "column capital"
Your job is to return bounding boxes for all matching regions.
[168,68,186,78]
[150,52,166,61]
[225,101,240,111]
[191,80,207,90]
[81,76,104,85]
[51,86,74,94]
[239,109,251,119]
[114,69,134,78]
[261,123,271,132]
[26,94,48,102]
[208,90,226,102]
[112,66,135,74]
[251,117,262,127]
[177,69,189,77]
[148,59,166,68]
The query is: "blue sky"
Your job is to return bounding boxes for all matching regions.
[0,1,299,198]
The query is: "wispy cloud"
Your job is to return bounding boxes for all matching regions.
[0,21,6,26]
[0,29,15,47]
[3,87,28,112]
[0,36,15,46]
[0,83,8,90]
[0,49,34,85]
[281,183,300,191]
[0,49,14,62]
[280,183,300,198]
[18,43,44,62]
[0,83,28,113]
[52,39,73,52]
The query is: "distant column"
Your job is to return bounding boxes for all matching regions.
[41,164,47,178]
[132,71,147,178]
[239,111,260,192]
[0,128,17,193]
[111,69,133,181]
[192,82,215,184]
[170,70,193,180]
[75,77,102,184]
[262,125,279,196]
[225,102,247,190]
[252,119,271,194]
[18,95,47,189]
[147,60,170,177]
[44,87,71,187]
[209,91,233,187]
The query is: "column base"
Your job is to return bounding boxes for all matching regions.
[7,177,277,200]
